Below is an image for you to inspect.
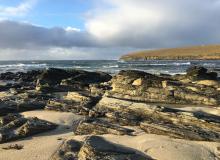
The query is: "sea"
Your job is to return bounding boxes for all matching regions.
[0,60,220,75]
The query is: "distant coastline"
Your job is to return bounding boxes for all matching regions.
[120,44,220,61]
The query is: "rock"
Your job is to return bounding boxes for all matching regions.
[52,139,82,160]
[52,136,151,160]
[0,113,22,126]
[0,100,17,116]
[61,79,89,91]
[16,117,57,136]
[46,92,100,115]
[74,118,134,136]
[89,83,112,96]
[16,99,46,112]
[46,99,89,114]
[94,97,220,142]
[36,68,111,92]
[2,144,24,150]
[195,80,219,87]
[63,71,112,84]
[106,69,220,106]
[78,136,150,160]
[186,66,218,81]
[0,116,57,143]
[0,98,46,116]
[0,70,42,83]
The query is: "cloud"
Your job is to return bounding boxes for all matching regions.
[0,0,37,17]
[0,47,135,60]
[86,0,220,48]
[1,0,220,59]
[0,20,96,49]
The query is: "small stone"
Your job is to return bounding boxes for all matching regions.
[2,144,24,150]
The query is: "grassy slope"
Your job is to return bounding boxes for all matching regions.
[120,44,220,60]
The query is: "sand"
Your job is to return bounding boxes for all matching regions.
[0,110,82,160]
[0,110,219,160]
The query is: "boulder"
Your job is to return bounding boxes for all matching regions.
[52,139,82,160]
[36,68,112,92]
[0,98,46,116]
[78,136,150,160]
[46,92,100,115]
[52,136,151,160]
[186,66,218,81]
[0,115,57,143]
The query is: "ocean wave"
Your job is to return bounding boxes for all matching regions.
[0,63,48,68]
[202,63,216,67]
[172,62,191,66]
[103,65,119,68]
[73,66,92,69]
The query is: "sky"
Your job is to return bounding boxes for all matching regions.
[0,0,220,60]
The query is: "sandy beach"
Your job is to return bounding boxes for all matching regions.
[0,109,219,160]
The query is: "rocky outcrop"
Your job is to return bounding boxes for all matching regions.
[36,68,112,92]
[0,66,220,147]
[0,70,42,82]
[106,69,220,106]
[0,114,57,143]
[46,92,100,115]
[0,92,48,116]
[186,66,218,81]
[51,136,151,160]
[94,97,220,142]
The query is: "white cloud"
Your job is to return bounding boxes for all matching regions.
[0,0,37,17]
[1,0,220,59]
[65,27,81,32]
[86,0,220,48]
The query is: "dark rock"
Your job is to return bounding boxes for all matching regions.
[0,70,42,83]
[0,98,46,116]
[0,100,18,116]
[36,68,111,92]
[0,113,22,126]
[52,139,82,160]
[2,144,24,150]
[0,116,57,143]
[74,118,134,136]
[186,66,218,81]
[16,117,57,137]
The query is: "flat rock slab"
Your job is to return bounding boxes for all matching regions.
[74,118,134,136]
[94,97,220,142]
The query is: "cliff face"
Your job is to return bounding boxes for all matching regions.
[120,44,220,60]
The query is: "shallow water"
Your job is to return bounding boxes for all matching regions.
[0,60,220,75]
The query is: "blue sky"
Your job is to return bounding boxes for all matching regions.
[0,0,93,28]
[0,0,220,60]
